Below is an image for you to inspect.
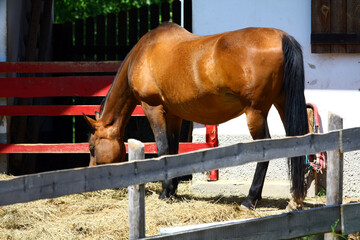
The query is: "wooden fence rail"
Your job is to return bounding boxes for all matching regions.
[0,127,359,206]
[0,126,360,238]
[0,61,217,156]
[144,203,360,240]
[143,112,359,239]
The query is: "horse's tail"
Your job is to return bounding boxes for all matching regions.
[282,34,308,201]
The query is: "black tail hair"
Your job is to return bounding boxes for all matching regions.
[282,34,309,200]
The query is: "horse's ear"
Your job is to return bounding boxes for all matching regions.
[83,113,96,134]
[95,111,101,121]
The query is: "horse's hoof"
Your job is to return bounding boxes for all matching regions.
[159,192,168,199]
[159,191,176,202]
[241,197,258,210]
[159,189,170,198]
[285,200,304,212]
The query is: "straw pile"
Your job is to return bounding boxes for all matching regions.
[0,174,358,239]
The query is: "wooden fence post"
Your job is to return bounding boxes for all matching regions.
[325,112,343,240]
[128,139,146,240]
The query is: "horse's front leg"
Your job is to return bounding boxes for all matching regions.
[161,114,182,199]
[142,103,182,199]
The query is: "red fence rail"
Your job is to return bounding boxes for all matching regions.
[0,61,217,155]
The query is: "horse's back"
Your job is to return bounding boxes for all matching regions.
[129,24,286,124]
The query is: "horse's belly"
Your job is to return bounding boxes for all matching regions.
[168,95,245,125]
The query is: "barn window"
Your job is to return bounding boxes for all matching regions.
[311,0,360,53]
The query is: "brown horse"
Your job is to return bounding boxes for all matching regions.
[84,22,308,210]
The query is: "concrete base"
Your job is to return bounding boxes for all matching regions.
[191,180,291,198]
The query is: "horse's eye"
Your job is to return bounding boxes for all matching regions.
[89,146,95,156]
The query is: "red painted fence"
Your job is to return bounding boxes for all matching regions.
[0,61,217,155]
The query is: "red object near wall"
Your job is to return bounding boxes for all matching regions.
[206,125,219,181]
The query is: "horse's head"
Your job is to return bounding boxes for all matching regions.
[84,114,126,166]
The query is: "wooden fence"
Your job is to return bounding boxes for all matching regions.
[144,203,360,240]
[0,122,359,238]
[53,0,192,61]
[0,61,217,171]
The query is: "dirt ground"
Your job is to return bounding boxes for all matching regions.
[0,174,359,240]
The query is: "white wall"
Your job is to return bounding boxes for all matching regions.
[192,0,360,135]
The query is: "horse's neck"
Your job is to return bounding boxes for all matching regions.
[100,62,135,136]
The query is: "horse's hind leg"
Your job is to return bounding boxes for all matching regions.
[275,101,305,211]
[241,108,271,210]
[141,103,182,199]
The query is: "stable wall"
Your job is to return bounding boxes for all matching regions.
[191,0,360,198]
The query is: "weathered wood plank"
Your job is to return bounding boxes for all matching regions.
[327,113,343,205]
[325,113,344,240]
[0,61,121,73]
[0,128,358,206]
[311,33,360,44]
[311,0,331,53]
[0,105,145,116]
[341,126,360,152]
[0,143,90,154]
[330,0,347,53]
[128,139,145,240]
[0,105,102,116]
[0,76,113,97]
[163,130,342,180]
[143,205,341,240]
[342,202,360,234]
[346,0,360,52]
[0,142,213,154]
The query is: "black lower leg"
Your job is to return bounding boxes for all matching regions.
[160,178,179,198]
[158,117,181,199]
[241,161,269,209]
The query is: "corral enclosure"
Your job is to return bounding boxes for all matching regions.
[1,126,360,239]
[1,177,359,239]
[1,0,360,239]
[0,178,292,239]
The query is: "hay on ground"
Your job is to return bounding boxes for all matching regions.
[0,174,358,239]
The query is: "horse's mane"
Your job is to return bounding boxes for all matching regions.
[99,98,106,113]
[100,75,116,118]
[99,51,130,118]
